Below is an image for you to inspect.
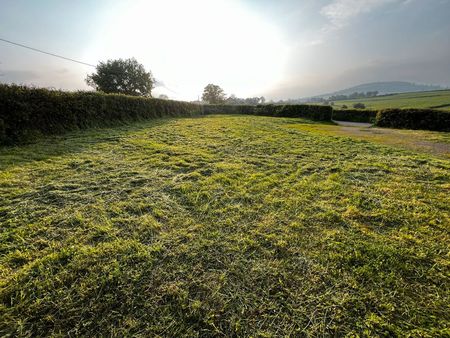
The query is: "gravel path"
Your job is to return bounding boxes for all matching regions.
[330,121,449,158]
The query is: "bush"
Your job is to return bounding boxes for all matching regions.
[202,105,255,115]
[203,104,333,121]
[0,84,201,145]
[375,108,450,131]
[275,105,333,120]
[0,118,5,142]
[353,103,366,109]
[332,109,378,123]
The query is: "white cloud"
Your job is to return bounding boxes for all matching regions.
[321,0,397,29]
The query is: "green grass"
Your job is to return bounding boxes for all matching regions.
[1,115,449,336]
[332,90,450,111]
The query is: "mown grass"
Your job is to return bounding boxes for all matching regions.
[333,90,450,111]
[288,123,450,159]
[1,115,449,336]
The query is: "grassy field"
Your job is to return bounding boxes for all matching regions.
[332,90,450,110]
[1,115,449,336]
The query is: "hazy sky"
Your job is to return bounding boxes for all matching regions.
[1,0,449,100]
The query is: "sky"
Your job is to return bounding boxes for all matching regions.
[1,0,449,100]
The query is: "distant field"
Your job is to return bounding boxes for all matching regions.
[1,115,449,336]
[331,90,450,110]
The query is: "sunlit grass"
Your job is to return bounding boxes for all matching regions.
[1,115,449,336]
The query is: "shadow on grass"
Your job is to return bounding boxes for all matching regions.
[0,115,336,171]
[0,118,173,171]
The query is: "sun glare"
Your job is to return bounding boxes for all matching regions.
[87,0,289,100]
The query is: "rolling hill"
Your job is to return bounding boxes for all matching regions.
[324,81,443,97]
[333,89,450,111]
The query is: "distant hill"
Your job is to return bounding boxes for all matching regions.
[315,82,443,99]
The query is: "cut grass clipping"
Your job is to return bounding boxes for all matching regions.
[1,115,449,336]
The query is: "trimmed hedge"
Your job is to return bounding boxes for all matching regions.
[375,108,450,131]
[3,84,446,145]
[203,104,333,121]
[273,105,333,121]
[0,84,201,145]
[201,105,254,115]
[332,109,377,123]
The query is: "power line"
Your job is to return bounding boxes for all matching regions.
[0,37,96,67]
[0,37,178,95]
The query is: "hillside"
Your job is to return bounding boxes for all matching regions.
[332,81,442,95]
[308,82,444,100]
[333,89,450,110]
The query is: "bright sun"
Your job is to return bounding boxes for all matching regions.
[86,0,289,100]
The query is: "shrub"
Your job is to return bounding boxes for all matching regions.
[203,104,332,121]
[275,105,333,120]
[202,105,254,115]
[375,108,450,131]
[0,84,201,145]
[332,109,378,123]
[353,103,366,109]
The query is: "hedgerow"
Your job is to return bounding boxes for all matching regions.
[2,84,448,146]
[201,104,254,115]
[0,84,201,145]
[0,84,333,145]
[375,108,450,131]
[203,104,333,121]
[332,109,378,123]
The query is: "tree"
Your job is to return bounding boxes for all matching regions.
[202,84,226,104]
[244,97,260,105]
[225,95,266,105]
[86,58,154,97]
[158,94,169,100]
[226,94,242,105]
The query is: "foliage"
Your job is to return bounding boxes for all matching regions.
[0,84,200,145]
[202,84,226,104]
[332,109,378,123]
[303,92,379,104]
[1,115,449,336]
[225,95,265,105]
[376,108,450,131]
[86,58,154,97]
[328,91,379,102]
[203,104,333,121]
[353,103,366,109]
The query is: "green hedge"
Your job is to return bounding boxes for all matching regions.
[203,104,333,121]
[274,105,333,120]
[3,84,446,145]
[332,109,378,123]
[0,84,201,145]
[201,105,254,115]
[375,108,450,131]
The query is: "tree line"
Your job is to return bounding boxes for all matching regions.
[86,58,266,105]
[201,84,265,105]
[84,57,377,105]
